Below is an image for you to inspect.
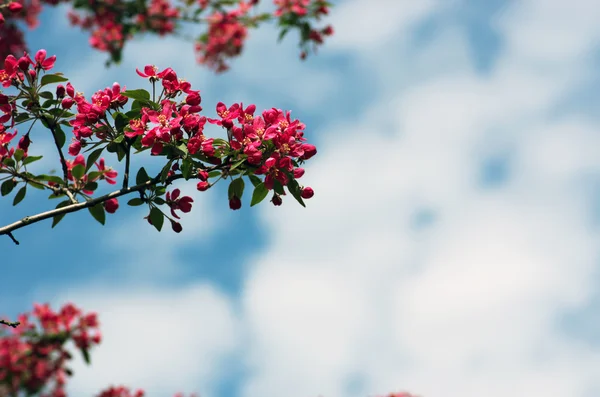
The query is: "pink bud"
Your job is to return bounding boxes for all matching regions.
[300,187,314,199]
[293,167,305,179]
[197,170,209,181]
[7,2,23,12]
[68,140,81,156]
[229,196,242,210]
[300,144,317,160]
[61,97,74,109]
[56,84,65,98]
[197,181,210,191]
[104,198,119,214]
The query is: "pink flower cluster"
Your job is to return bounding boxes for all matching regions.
[194,1,251,73]
[0,303,101,397]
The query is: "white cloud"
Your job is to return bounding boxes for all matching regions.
[58,284,239,397]
[236,1,600,397]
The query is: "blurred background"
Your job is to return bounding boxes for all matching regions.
[2,0,600,396]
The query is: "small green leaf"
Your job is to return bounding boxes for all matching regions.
[13,149,24,163]
[86,148,104,171]
[230,158,246,172]
[250,183,269,207]
[51,200,71,228]
[83,181,98,192]
[3,157,15,167]
[28,180,45,190]
[40,73,69,87]
[12,186,26,206]
[71,164,85,180]
[88,203,106,225]
[1,179,15,196]
[149,207,164,231]
[228,178,245,200]
[248,174,262,187]
[121,89,151,102]
[81,348,91,364]
[286,178,306,208]
[136,167,150,185]
[181,158,192,180]
[39,175,65,185]
[128,198,144,206]
[160,159,173,183]
[208,170,222,178]
[39,91,54,99]
[114,112,127,133]
[23,155,43,165]
[53,124,66,149]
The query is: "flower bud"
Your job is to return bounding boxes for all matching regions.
[197,181,210,191]
[68,140,81,156]
[300,144,317,160]
[171,220,183,233]
[229,196,242,210]
[293,167,305,179]
[7,2,23,12]
[300,187,314,199]
[18,133,30,152]
[17,56,29,71]
[61,97,74,109]
[197,170,209,181]
[271,194,282,206]
[56,84,66,98]
[104,198,119,214]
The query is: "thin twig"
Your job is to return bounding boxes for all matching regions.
[0,319,20,328]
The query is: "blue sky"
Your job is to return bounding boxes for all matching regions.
[2,0,600,396]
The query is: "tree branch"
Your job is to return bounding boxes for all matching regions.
[0,174,183,242]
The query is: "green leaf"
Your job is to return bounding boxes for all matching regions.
[88,203,106,225]
[121,89,151,102]
[149,207,164,231]
[208,170,221,178]
[248,174,262,187]
[136,167,150,185]
[51,200,71,228]
[1,179,15,196]
[114,112,128,133]
[278,27,290,42]
[22,155,43,166]
[286,178,306,208]
[153,197,165,205]
[83,181,98,192]
[230,158,246,172]
[40,73,69,87]
[12,186,26,205]
[128,198,144,206]
[39,175,65,185]
[14,113,30,123]
[71,164,85,180]
[250,183,269,207]
[81,348,91,365]
[53,124,66,149]
[113,135,124,144]
[28,180,45,190]
[13,149,24,163]
[86,148,104,171]
[181,158,192,180]
[160,159,173,183]
[39,91,54,99]
[228,178,245,200]
[3,157,15,167]
[273,180,285,196]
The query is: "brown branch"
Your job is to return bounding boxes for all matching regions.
[0,319,20,328]
[0,173,184,243]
